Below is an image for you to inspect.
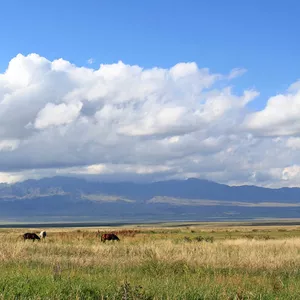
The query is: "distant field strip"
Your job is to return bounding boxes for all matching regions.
[81,194,135,202]
[148,196,300,207]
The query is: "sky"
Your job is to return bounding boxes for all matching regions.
[0,1,300,187]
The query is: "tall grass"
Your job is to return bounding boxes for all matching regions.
[0,227,300,299]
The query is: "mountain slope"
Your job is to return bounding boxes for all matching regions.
[0,176,300,221]
[4,176,300,202]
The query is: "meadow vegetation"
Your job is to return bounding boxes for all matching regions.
[1,223,300,299]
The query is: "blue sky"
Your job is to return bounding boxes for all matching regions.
[1,0,299,110]
[1,1,300,186]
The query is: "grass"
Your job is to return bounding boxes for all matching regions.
[1,224,300,299]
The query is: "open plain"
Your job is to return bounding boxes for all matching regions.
[1,222,300,299]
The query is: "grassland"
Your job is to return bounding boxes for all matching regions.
[1,223,300,299]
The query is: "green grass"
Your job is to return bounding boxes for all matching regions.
[1,262,300,299]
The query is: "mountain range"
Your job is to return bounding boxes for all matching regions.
[1,176,300,223]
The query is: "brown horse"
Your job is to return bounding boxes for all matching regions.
[100,233,120,242]
[23,233,40,241]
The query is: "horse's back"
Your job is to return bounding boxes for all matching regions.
[101,233,120,242]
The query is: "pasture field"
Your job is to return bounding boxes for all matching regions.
[1,223,300,299]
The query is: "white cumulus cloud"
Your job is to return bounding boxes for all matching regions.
[35,101,83,129]
[0,53,300,187]
[244,88,300,136]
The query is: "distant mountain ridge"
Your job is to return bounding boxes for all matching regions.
[2,176,300,202]
[0,176,300,222]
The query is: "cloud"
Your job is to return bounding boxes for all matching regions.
[244,87,300,136]
[87,58,95,65]
[0,172,23,184]
[0,140,19,152]
[227,68,247,80]
[34,101,83,129]
[0,53,299,188]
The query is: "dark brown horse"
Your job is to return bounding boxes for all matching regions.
[23,233,40,241]
[100,233,120,242]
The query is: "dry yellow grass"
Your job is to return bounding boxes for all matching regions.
[1,226,300,299]
[0,228,300,270]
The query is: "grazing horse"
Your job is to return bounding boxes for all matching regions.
[39,231,47,239]
[23,233,40,241]
[100,233,120,242]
